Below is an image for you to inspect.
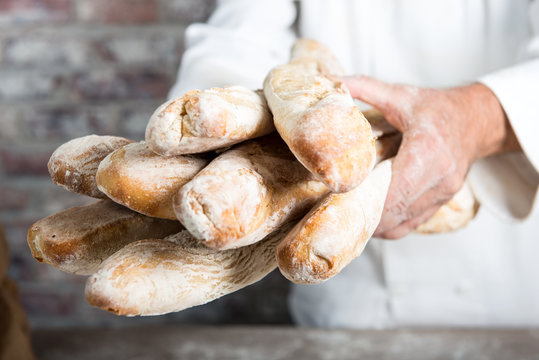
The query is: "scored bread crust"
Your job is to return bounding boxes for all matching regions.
[277,160,393,284]
[145,86,274,156]
[27,200,183,275]
[48,135,133,198]
[85,225,292,316]
[173,135,329,250]
[263,39,376,193]
[96,141,209,220]
[276,111,480,284]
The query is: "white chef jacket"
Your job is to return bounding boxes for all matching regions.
[170,0,539,328]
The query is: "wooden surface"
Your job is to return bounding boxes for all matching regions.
[32,325,539,360]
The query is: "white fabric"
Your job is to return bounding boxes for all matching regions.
[171,0,539,328]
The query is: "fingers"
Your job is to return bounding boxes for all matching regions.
[374,131,459,238]
[337,75,413,128]
[377,205,441,239]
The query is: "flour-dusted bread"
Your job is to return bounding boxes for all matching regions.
[174,136,329,250]
[48,135,133,198]
[96,141,209,220]
[85,225,292,316]
[27,200,182,275]
[277,160,393,284]
[263,39,376,192]
[146,86,274,156]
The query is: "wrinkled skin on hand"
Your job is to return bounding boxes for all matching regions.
[339,75,520,239]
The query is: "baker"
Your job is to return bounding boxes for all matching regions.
[170,0,539,327]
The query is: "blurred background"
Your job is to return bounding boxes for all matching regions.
[0,0,292,332]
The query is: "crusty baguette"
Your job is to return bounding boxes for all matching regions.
[277,160,393,284]
[174,135,329,250]
[277,156,479,284]
[48,135,133,198]
[27,200,182,275]
[263,38,376,192]
[96,141,209,220]
[85,225,292,316]
[145,86,274,156]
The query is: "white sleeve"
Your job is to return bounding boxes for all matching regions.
[168,0,297,99]
[471,1,539,220]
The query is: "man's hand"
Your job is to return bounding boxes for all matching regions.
[339,75,519,239]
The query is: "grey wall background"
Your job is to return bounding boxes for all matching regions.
[0,0,292,329]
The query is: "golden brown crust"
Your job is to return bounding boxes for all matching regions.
[27,200,183,275]
[85,225,292,316]
[145,86,274,155]
[174,135,329,250]
[48,135,133,198]
[276,160,393,284]
[263,39,376,193]
[96,141,209,220]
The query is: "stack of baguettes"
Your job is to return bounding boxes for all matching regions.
[27,39,479,316]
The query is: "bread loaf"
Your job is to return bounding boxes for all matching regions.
[27,200,182,275]
[263,39,376,192]
[277,136,479,284]
[146,86,274,156]
[174,136,329,249]
[96,141,209,220]
[85,225,292,316]
[277,160,393,284]
[48,135,133,198]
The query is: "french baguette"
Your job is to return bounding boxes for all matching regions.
[277,160,393,284]
[27,200,182,275]
[96,141,209,220]
[85,225,292,316]
[277,151,479,284]
[263,39,376,192]
[145,86,274,156]
[48,135,133,198]
[174,135,329,249]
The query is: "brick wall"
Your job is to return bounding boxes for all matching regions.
[0,0,292,329]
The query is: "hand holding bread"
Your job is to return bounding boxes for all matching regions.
[28,39,480,317]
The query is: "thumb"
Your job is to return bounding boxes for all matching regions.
[337,75,403,112]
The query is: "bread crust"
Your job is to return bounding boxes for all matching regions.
[174,135,329,249]
[276,160,393,284]
[27,200,183,275]
[96,141,209,220]
[145,86,274,156]
[263,39,376,192]
[48,135,133,198]
[85,225,292,316]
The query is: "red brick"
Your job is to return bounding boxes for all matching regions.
[0,0,71,25]
[0,107,22,141]
[19,286,78,317]
[118,102,162,140]
[22,105,120,141]
[160,0,215,23]
[3,36,93,67]
[0,187,28,211]
[76,0,158,24]
[71,69,171,100]
[95,33,180,65]
[0,70,62,100]
[0,147,52,176]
